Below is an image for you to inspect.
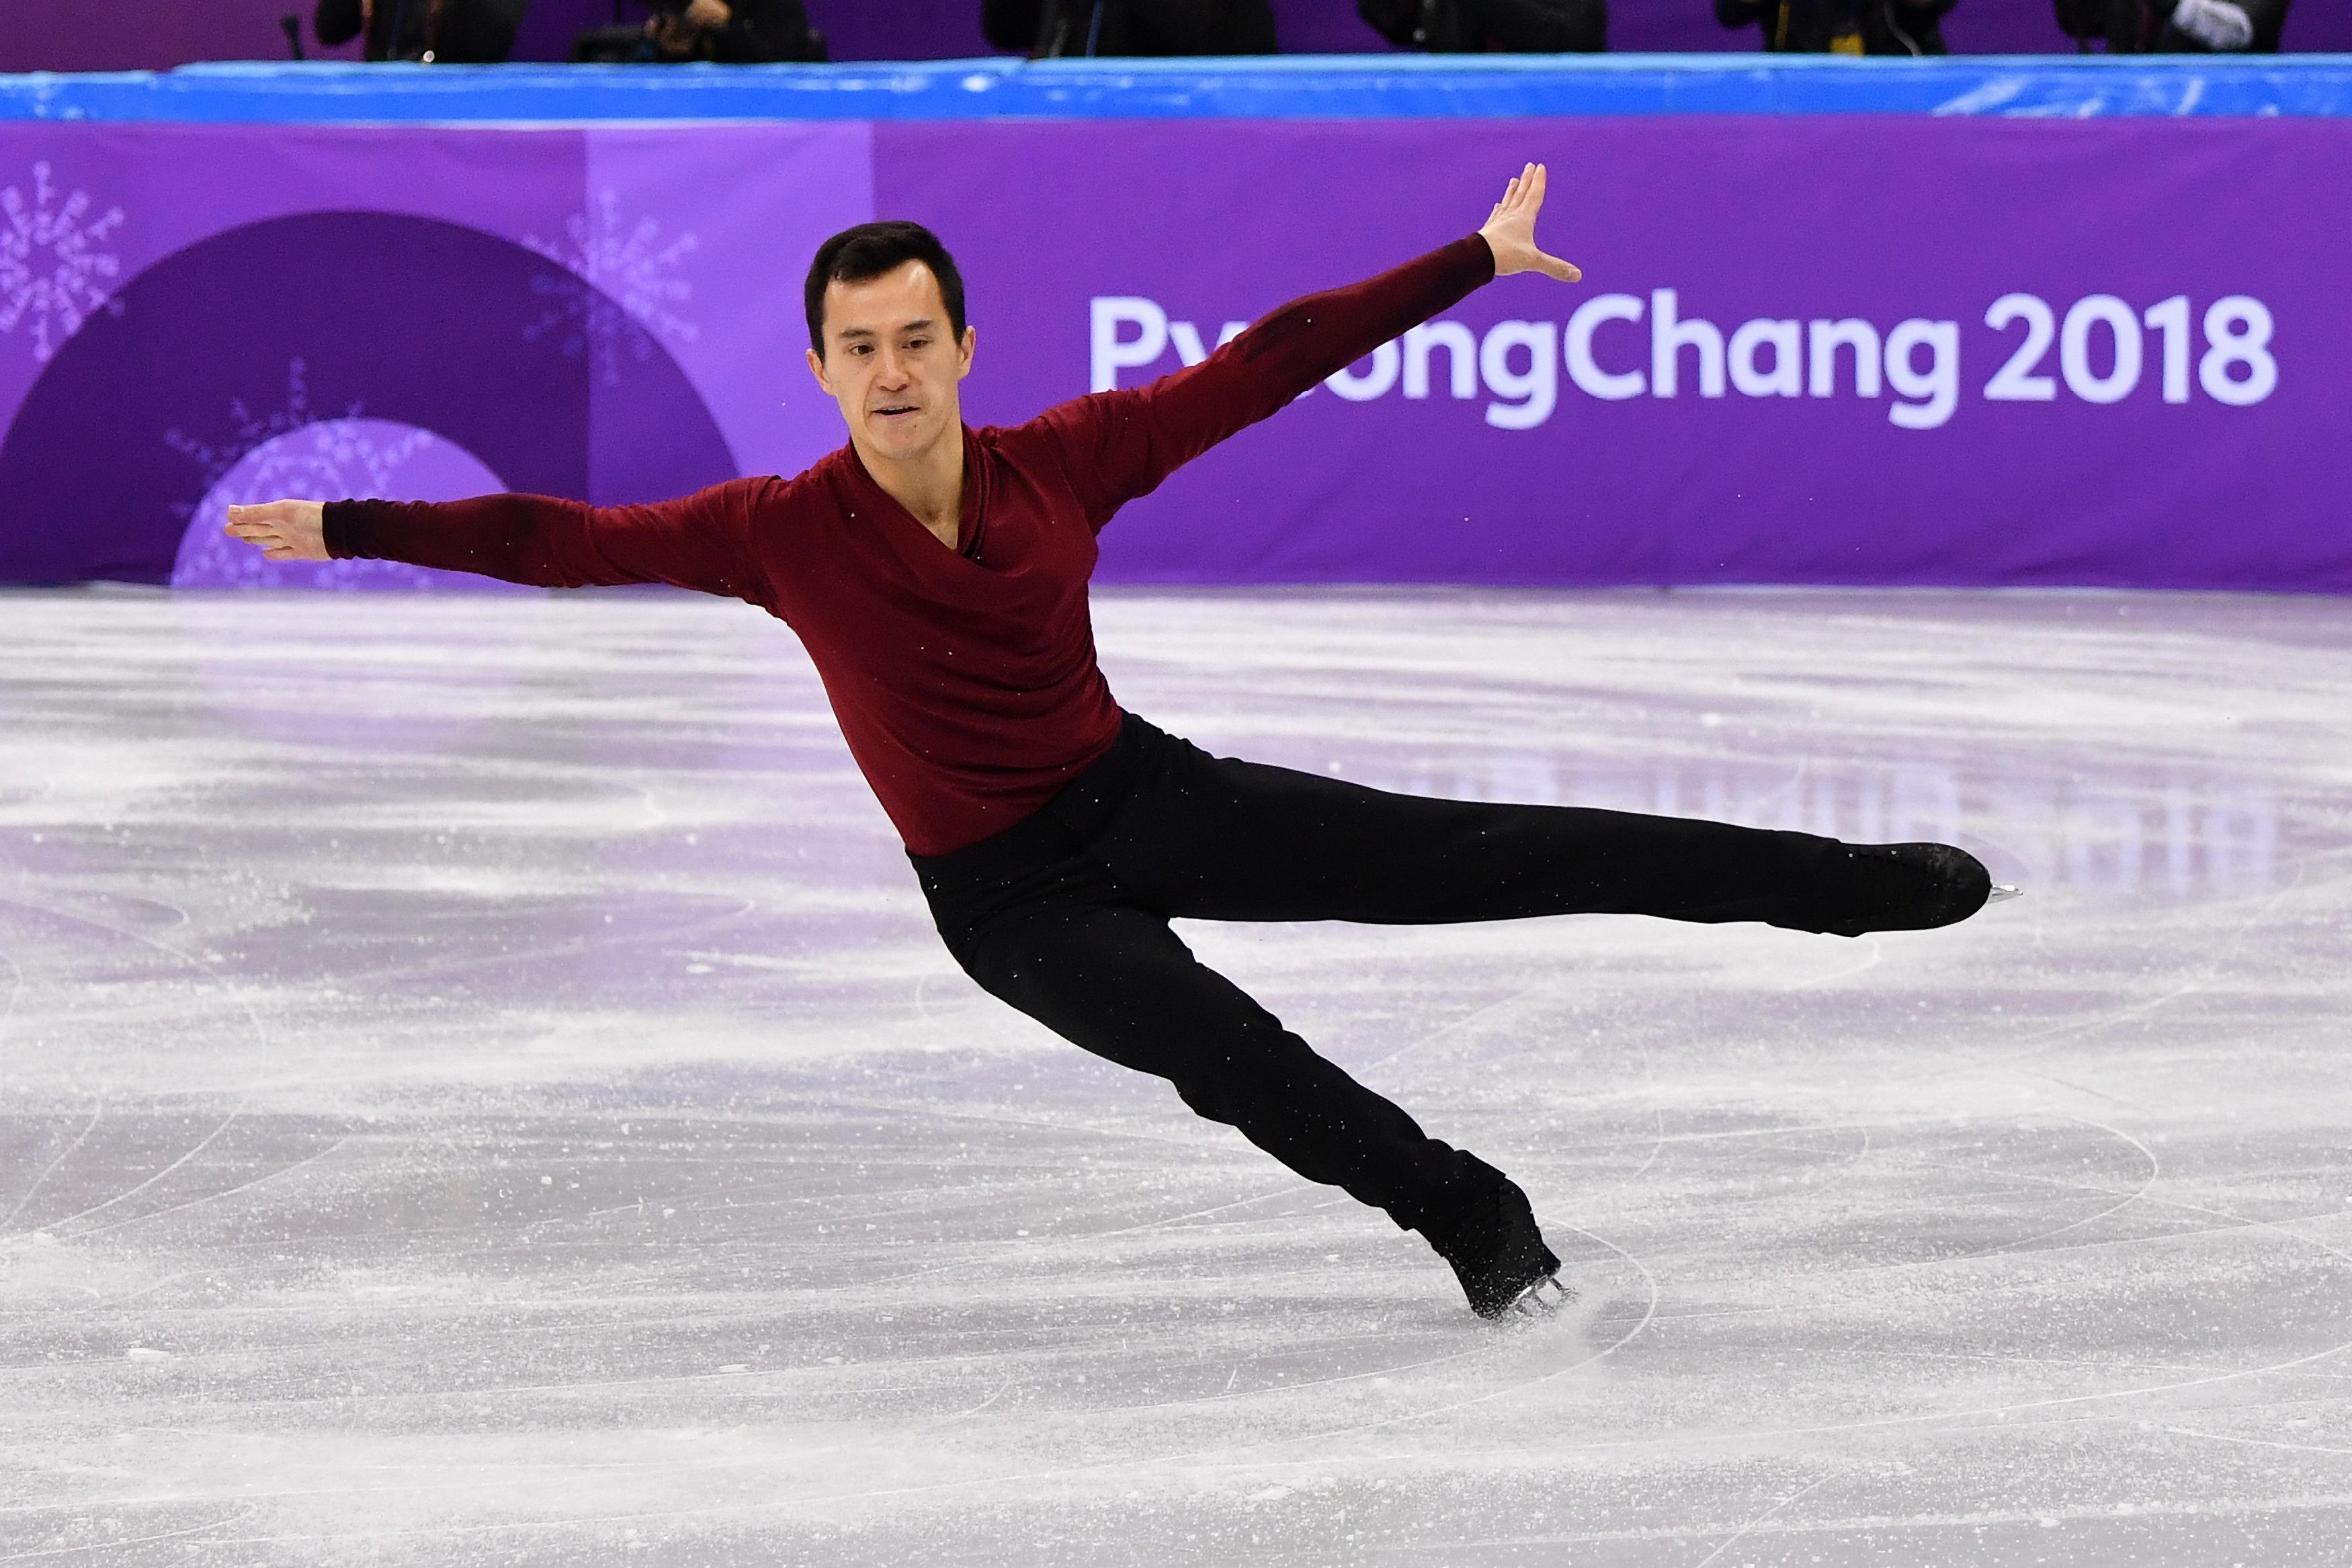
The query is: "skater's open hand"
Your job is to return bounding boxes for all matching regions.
[224,500,329,562]
[1478,163,1582,284]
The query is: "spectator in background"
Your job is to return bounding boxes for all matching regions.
[1714,0,1953,54]
[640,0,825,61]
[2056,0,2287,51]
[983,0,1277,56]
[1357,0,1605,52]
[314,0,528,61]
[569,0,825,62]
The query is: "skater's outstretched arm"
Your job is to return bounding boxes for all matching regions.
[224,478,773,602]
[1027,163,1582,531]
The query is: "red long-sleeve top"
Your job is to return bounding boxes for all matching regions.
[327,234,1497,855]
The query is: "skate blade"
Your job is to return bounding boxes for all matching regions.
[1509,1274,1576,1318]
[1988,884,2023,904]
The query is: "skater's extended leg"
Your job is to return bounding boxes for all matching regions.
[922,851,1501,1237]
[1054,715,1986,935]
[913,736,1578,1315]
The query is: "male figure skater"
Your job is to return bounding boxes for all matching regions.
[227,167,1997,1319]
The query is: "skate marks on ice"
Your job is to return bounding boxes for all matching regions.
[5,588,2352,1565]
[0,892,283,1260]
[0,1095,1659,1564]
[1591,1108,2352,1424]
[9,1090,2344,1563]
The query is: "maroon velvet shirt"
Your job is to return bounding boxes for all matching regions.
[327,235,1497,855]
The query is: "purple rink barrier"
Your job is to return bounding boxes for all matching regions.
[1,114,2347,591]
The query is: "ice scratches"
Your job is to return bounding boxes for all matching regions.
[0,894,273,1248]
[5,590,2352,1558]
[1691,1473,1833,1568]
[1964,1115,2158,1256]
[1644,1270,2352,1458]
[745,1304,1636,1519]
[0,1506,255,1563]
[16,1101,256,1239]
[807,1209,1648,1466]
[0,945,21,1035]
[60,1133,350,1243]
[2168,1426,2352,1461]
[1356,985,1551,1076]
[0,1104,101,1233]
[1382,1493,2352,1560]
[1683,1119,2239,1308]
[1279,1219,1658,1442]
[1949,861,2306,1082]
[314,891,763,994]
[1835,1113,2160,1270]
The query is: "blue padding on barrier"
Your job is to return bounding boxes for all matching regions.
[5,54,2352,122]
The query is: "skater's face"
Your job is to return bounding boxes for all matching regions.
[806,261,976,465]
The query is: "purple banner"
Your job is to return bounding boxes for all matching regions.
[0,122,866,587]
[890,117,2352,590]
[3,116,2349,591]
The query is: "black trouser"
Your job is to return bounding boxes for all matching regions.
[911,713,1847,1239]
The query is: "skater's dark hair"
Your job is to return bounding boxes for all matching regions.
[804,222,968,356]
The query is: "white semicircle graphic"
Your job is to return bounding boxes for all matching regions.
[172,419,532,593]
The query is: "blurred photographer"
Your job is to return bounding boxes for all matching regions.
[314,0,528,62]
[983,0,1277,56]
[1357,0,1605,52]
[640,0,825,62]
[1714,0,1954,54]
[2054,0,2287,51]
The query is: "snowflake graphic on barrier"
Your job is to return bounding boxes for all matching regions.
[523,189,700,387]
[165,359,358,496]
[0,161,126,363]
[166,359,449,590]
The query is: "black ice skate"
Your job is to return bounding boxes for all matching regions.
[1817,842,2004,938]
[1428,1180,1572,1320]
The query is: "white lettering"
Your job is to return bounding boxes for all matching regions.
[1650,290,1725,399]
[1089,297,1167,392]
[1982,294,2055,402]
[1808,318,1882,398]
[2060,294,2142,405]
[1325,340,1401,402]
[1729,318,1802,399]
[1085,287,2277,429]
[1402,320,1478,400]
[1886,318,1960,430]
[2199,296,2277,406]
[1169,318,1247,368]
[2144,295,2191,404]
[1566,294,1645,401]
[1479,320,1558,430]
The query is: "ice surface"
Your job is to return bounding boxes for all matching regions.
[2,585,2348,1565]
